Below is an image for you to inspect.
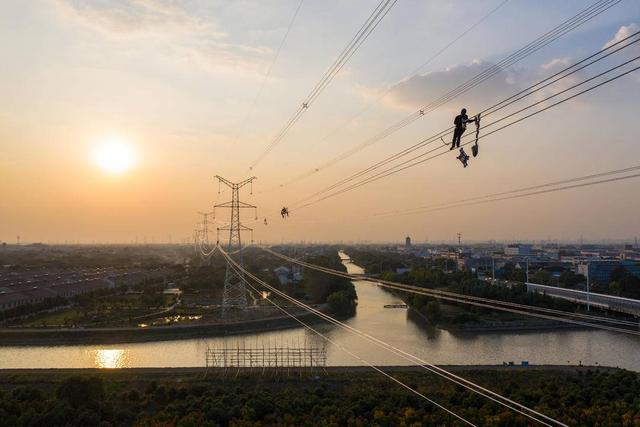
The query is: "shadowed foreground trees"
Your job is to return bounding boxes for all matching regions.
[0,368,638,426]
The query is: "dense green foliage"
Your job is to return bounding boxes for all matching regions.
[346,248,420,275]
[302,254,356,311]
[593,266,640,299]
[454,280,576,312]
[348,249,584,325]
[187,247,357,316]
[0,368,638,426]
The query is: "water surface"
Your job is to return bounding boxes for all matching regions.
[1,254,638,370]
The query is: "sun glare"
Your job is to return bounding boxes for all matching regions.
[94,138,137,174]
[92,349,128,369]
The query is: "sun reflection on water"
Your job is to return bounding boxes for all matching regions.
[92,349,128,369]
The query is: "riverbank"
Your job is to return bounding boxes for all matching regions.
[0,364,618,377]
[0,365,636,426]
[439,317,587,333]
[0,307,331,346]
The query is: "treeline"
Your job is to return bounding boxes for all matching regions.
[346,248,423,274]
[185,247,357,317]
[0,368,638,426]
[491,261,640,300]
[268,246,357,317]
[349,251,579,324]
[302,254,357,317]
[592,267,640,299]
[0,245,183,269]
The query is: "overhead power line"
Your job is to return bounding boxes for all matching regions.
[292,53,640,209]
[223,258,476,426]
[232,0,305,147]
[248,0,399,171]
[280,0,622,187]
[375,165,640,218]
[279,0,512,188]
[293,30,640,205]
[222,247,565,426]
[262,248,640,335]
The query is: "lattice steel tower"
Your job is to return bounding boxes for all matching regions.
[214,175,256,315]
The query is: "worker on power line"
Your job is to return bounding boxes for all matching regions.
[450,108,477,150]
[281,207,289,219]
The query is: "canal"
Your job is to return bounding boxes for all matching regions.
[0,252,638,370]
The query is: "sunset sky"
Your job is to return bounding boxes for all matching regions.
[1,0,639,244]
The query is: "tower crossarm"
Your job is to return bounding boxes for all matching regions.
[214,201,256,209]
[215,175,256,190]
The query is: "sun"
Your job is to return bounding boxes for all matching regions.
[94,137,137,175]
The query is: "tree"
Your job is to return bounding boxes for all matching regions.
[608,281,621,296]
[56,376,105,408]
[559,271,585,289]
[531,270,552,285]
[327,291,355,317]
[424,300,441,323]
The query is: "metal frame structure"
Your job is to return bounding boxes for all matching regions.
[205,341,327,376]
[214,175,256,315]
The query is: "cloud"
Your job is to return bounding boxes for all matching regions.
[603,23,640,51]
[184,41,272,76]
[54,0,223,37]
[382,61,520,112]
[52,0,272,76]
[603,24,640,82]
[369,22,640,114]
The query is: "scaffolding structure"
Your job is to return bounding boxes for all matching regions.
[205,340,327,376]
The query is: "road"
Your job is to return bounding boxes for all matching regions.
[525,282,640,317]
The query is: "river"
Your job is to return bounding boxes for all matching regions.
[0,253,638,370]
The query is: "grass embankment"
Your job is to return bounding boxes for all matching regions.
[0,307,330,346]
[0,366,637,426]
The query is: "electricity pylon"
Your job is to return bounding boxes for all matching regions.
[198,211,213,247]
[214,175,256,316]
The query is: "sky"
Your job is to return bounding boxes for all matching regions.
[1,0,639,244]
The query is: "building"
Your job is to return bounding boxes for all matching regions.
[273,266,291,286]
[0,266,167,312]
[578,260,640,284]
[405,236,412,248]
[505,244,532,256]
[273,266,303,286]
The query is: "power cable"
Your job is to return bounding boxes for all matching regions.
[280,0,622,187]
[375,165,640,218]
[224,260,477,426]
[248,0,399,171]
[222,248,565,426]
[292,32,640,207]
[294,59,640,209]
[279,0,512,188]
[231,0,305,147]
[262,247,640,333]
